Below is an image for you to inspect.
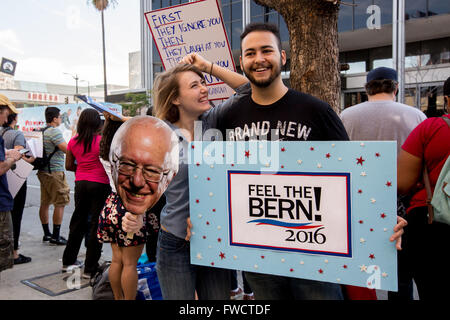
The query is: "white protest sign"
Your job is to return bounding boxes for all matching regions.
[145,0,236,101]
[7,159,33,198]
[228,172,351,257]
[23,131,43,158]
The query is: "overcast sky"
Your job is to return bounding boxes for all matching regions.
[0,0,141,87]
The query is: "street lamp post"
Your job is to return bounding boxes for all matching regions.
[63,72,79,95]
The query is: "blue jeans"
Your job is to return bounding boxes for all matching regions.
[156,229,230,300]
[245,272,344,300]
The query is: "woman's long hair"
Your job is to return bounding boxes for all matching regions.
[99,117,123,161]
[153,64,205,123]
[75,108,102,154]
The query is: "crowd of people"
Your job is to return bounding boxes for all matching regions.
[0,22,449,301]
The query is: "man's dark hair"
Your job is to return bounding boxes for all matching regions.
[0,105,8,113]
[240,22,282,52]
[45,106,60,123]
[444,77,450,97]
[364,79,398,96]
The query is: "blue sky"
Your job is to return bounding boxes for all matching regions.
[0,0,141,87]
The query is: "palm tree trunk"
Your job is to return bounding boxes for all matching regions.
[101,10,108,101]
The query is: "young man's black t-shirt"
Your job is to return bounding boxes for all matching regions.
[215,89,349,142]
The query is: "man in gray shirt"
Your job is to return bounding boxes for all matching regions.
[340,67,426,300]
[341,67,426,154]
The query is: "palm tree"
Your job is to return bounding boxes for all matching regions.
[90,0,117,101]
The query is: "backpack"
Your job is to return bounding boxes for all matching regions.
[32,126,59,172]
[90,261,114,300]
[431,155,450,225]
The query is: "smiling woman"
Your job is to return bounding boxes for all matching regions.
[148,59,249,300]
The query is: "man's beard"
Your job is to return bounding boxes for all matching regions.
[242,59,282,88]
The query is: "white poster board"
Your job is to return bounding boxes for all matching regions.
[145,0,236,101]
[229,172,351,257]
[23,131,43,158]
[7,159,33,198]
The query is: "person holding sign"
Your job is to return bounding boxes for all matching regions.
[0,95,23,274]
[97,116,178,300]
[182,23,405,300]
[1,111,35,265]
[149,63,248,299]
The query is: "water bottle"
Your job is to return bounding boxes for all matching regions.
[138,278,152,300]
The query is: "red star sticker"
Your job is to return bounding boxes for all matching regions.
[359,220,364,224]
[380,213,386,218]
[375,152,381,157]
[369,254,375,259]
[386,181,392,187]
[217,238,222,242]
[212,208,216,212]
[358,189,363,194]
[290,268,294,272]
[207,177,211,181]
[202,236,206,239]
[195,199,199,203]
[281,147,286,152]
[206,221,210,225]
[196,162,200,166]
[261,255,265,259]
[281,165,284,168]
[356,156,365,166]
[343,265,348,269]
[326,153,331,158]
[211,262,215,266]
[318,269,324,274]
[191,145,195,149]
[231,164,235,167]
[244,150,251,158]
[310,147,315,151]
[219,252,225,260]
[370,228,374,232]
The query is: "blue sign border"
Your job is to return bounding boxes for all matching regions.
[227,170,353,258]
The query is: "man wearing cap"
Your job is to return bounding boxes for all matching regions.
[340,67,427,299]
[341,67,426,154]
[0,94,23,274]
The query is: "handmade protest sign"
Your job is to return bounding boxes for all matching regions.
[145,0,236,101]
[188,141,398,291]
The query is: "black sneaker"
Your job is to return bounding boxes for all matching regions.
[14,254,32,265]
[50,236,68,246]
[42,235,52,242]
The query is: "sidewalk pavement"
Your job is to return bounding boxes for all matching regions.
[0,172,112,300]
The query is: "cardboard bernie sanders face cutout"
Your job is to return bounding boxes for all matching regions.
[109,116,179,215]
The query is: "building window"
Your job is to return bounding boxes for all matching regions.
[338,2,353,32]
[340,49,369,74]
[354,0,373,30]
[405,0,427,20]
[370,45,392,69]
[428,0,450,15]
[222,1,242,50]
[373,0,392,25]
[421,38,450,66]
